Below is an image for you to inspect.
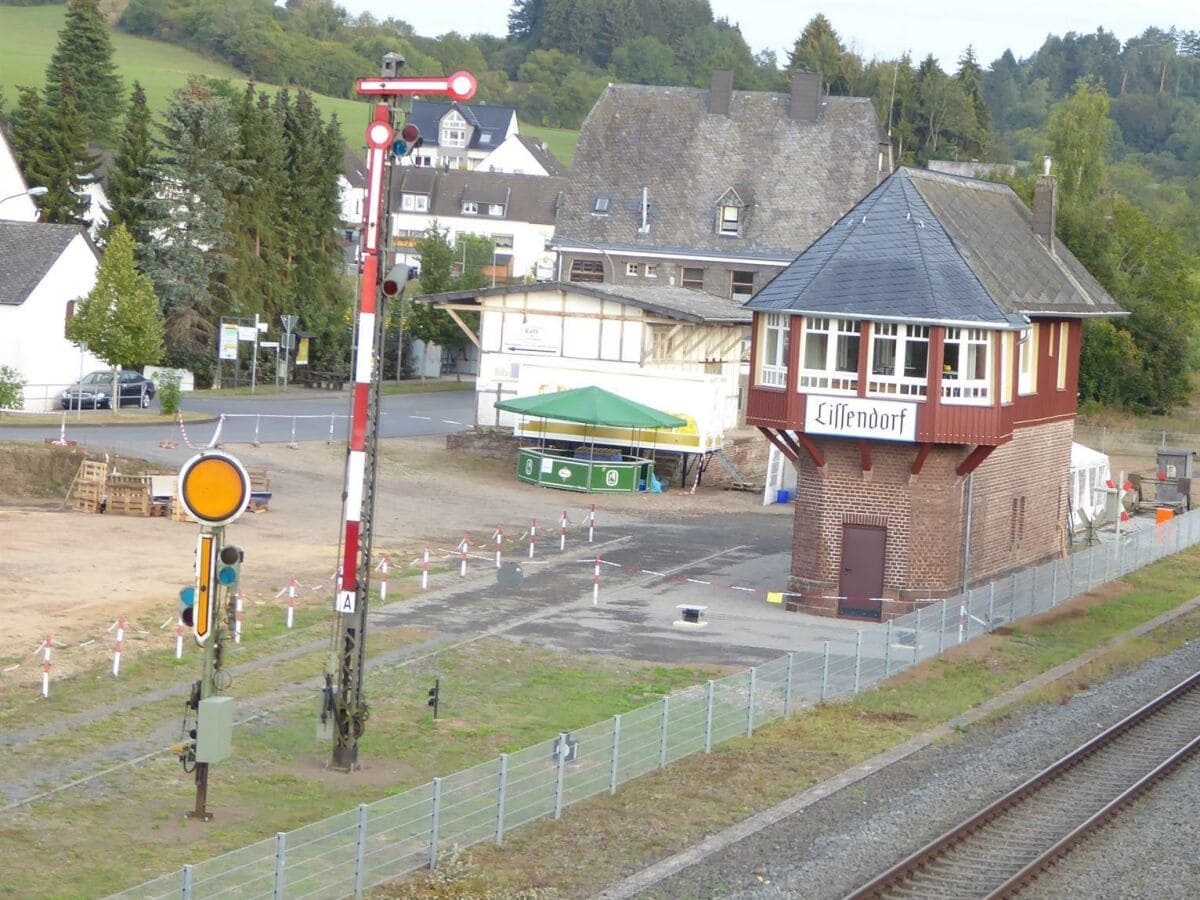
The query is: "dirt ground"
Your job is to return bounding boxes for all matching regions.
[0,437,762,672]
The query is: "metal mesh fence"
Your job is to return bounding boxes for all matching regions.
[108,510,1199,899]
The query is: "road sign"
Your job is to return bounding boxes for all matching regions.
[195,533,217,643]
[280,314,298,333]
[178,452,251,527]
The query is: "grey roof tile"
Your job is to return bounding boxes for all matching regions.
[747,168,1123,323]
[393,168,564,225]
[0,221,89,305]
[512,134,568,176]
[557,83,887,261]
[408,100,516,151]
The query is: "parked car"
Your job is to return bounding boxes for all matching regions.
[61,370,156,409]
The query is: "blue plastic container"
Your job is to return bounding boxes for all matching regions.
[776,489,792,504]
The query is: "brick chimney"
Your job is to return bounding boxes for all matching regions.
[1033,155,1057,254]
[789,72,820,122]
[709,69,733,115]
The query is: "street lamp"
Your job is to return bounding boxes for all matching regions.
[0,185,48,210]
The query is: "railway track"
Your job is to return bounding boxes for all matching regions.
[846,670,1200,899]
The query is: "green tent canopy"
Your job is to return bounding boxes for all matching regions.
[494,386,687,429]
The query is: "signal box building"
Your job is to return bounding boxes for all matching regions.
[745,165,1124,618]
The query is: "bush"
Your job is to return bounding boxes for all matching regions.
[153,370,183,415]
[0,365,25,410]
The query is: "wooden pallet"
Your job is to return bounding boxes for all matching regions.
[169,498,196,523]
[68,459,109,513]
[107,475,152,517]
[246,466,270,493]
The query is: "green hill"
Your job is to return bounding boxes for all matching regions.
[0,5,577,164]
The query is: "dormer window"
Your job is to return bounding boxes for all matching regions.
[400,193,429,212]
[488,203,505,216]
[441,110,467,148]
[719,205,740,235]
[480,132,492,145]
[462,201,479,215]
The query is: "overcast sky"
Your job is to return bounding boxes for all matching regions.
[334,0,1194,70]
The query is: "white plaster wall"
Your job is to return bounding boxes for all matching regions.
[0,129,38,222]
[391,213,554,279]
[338,176,364,224]
[477,140,551,176]
[0,235,104,410]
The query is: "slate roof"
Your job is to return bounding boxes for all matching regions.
[746,167,1124,324]
[419,281,751,325]
[408,100,516,151]
[0,221,91,305]
[342,145,366,188]
[555,83,887,261]
[393,168,564,225]
[512,134,567,176]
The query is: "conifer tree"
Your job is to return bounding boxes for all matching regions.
[7,86,54,193]
[44,0,124,144]
[103,81,156,243]
[40,74,95,226]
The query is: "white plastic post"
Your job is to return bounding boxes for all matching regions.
[588,504,595,543]
[41,634,51,699]
[957,603,964,645]
[379,555,389,602]
[592,555,600,606]
[494,526,502,568]
[286,577,297,629]
[422,544,430,589]
[820,641,831,702]
[353,805,368,898]
[495,754,508,844]
[554,733,567,819]
[112,616,125,677]
[460,534,469,577]
[234,591,244,644]
[610,714,622,793]
[176,621,185,658]
[428,777,442,869]
[253,414,261,446]
[853,631,862,694]
[528,518,536,559]
[560,511,567,551]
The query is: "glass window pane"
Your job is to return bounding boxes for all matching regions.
[905,341,928,378]
[804,333,828,369]
[943,343,960,377]
[836,334,859,372]
[873,337,896,375]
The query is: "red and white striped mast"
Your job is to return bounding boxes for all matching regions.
[327,61,476,771]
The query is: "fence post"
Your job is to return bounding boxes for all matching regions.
[913,609,922,663]
[1051,562,1059,607]
[1030,565,1038,616]
[784,652,795,718]
[253,414,261,446]
[1088,544,1095,591]
[428,777,442,869]
[938,603,946,654]
[554,733,567,820]
[987,581,995,629]
[704,681,714,753]
[883,620,893,677]
[353,804,368,899]
[181,865,193,900]
[746,668,757,737]
[820,642,831,702]
[273,832,287,899]
[328,412,336,444]
[495,754,508,845]
[853,631,863,693]
[965,591,974,637]
[1102,538,1110,584]
[658,697,670,768]
[1008,573,1017,623]
[610,716,621,793]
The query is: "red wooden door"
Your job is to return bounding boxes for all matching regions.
[838,524,886,620]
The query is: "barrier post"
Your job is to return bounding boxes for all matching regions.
[41,634,51,699]
[176,621,185,658]
[957,603,964,645]
[288,415,297,448]
[234,590,244,644]
[883,619,892,677]
[914,609,922,663]
[494,526,502,568]
[112,617,125,677]
[592,555,601,606]
[987,582,995,631]
[181,865,193,900]
[253,414,261,447]
[588,504,596,543]
[784,652,795,717]
[287,577,297,629]
[460,534,469,577]
[422,544,430,590]
[938,602,947,654]
[529,518,536,559]
[658,696,670,768]
[609,715,622,794]
[554,733,568,819]
[820,642,831,702]
[853,631,862,694]
[495,754,508,845]
[327,412,336,444]
[560,511,567,551]
[378,555,389,602]
[428,777,442,869]
[746,668,757,736]
[272,832,287,897]
[353,805,368,899]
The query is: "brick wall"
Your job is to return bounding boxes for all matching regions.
[788,419,1072,611]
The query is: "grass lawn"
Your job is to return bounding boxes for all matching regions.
[0,6,373,134]
[520,123,580,167]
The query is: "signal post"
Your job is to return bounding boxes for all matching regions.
[324,59,477,771]
[176,451,250,819]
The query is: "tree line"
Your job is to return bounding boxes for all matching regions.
[3,0,349,386]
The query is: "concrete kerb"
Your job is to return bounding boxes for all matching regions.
[594,591,1200,900]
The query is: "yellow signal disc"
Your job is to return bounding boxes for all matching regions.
[179,453,250,525]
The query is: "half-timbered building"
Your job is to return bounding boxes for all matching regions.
[745,163,1125,618]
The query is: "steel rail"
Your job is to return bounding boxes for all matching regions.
[845,669,1200,899]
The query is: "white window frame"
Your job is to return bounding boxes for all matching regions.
[441,111,467,148]
[461,201,479,215]
[867,322,929,398]
[941,327,992,404]
[1057,322,1068,390]
[757,313,790,387]
[488,203,505,217]
[644,264,657,278]
[1001,331,1015,404]
[593,196,609,214]
[718,204,740,236]
[799,317,859,394]
[400,193,428,212]
[1018,325,1038,395]
[625,262,640,277]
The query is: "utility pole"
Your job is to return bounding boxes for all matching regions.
[324,58,477,771]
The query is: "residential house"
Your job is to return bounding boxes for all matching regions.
[404,100,519,171]
[419,281,750,453]
[390,168,565,283]
[478,134,567,176]
[743,163,1124,618]
[339,144,368,225]
[0,221,105,410]
[0,129,38,222]
[553,70,891,300]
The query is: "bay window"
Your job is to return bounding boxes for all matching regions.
[868,323,929,397]
[757,313,790,387]
[942,327,991,403]
[799,317,858,393]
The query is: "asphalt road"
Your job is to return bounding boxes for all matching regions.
[0,388,475,463]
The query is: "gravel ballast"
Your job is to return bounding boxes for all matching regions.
[639,637,1200,899]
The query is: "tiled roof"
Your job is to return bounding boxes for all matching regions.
[342,144,366,188]
[513,134,568,176]
[0,221,90,305]
[556,82,887,261]
[408,100,516,151]
[393,168,564,225]
[418,281,750,324]
[746,167,1124,324]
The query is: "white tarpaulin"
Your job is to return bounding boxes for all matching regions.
[1070,441,1110,526]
